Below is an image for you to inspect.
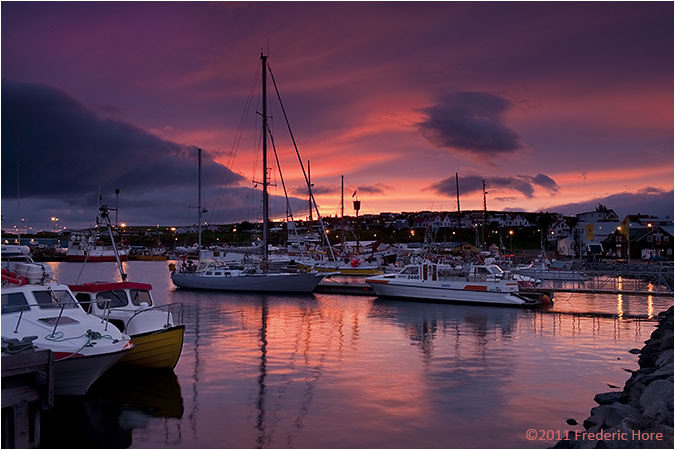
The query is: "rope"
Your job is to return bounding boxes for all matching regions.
[45,329,126,360]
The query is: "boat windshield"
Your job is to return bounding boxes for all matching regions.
[33,289,79,309]
[487,266,505,275]
[400,266,418,275]
[1,292,30,313]
[129,289,153,307]
[96,290,128,308]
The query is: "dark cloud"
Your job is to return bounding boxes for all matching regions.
[546,188,674,220]
[0,80,307,229]
[428,174,560,199]
[356,183,392,195]
[417,92,522,155]
[290,184,340,196]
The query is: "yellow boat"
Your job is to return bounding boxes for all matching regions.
[119,325,185,369]
[69,281,185,370]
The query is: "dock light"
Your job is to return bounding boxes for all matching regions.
[647,223,653,228]
[509,230,514,235]
[120,223,127,228]
[170,227,176,232]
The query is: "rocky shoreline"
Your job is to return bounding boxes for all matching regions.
[554,306,673,449]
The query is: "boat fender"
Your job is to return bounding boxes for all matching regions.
[350,258,361,267]
[541,294,552,306]
[1,270,28,285]
[168,263,176,273]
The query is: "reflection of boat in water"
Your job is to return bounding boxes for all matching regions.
[41,366,183,448]
[367,262,542,306]
[373,297,523,331]
[90,366,184,418]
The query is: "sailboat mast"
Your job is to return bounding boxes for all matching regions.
[308,160,312,221]
[261,53,269,266]
[340,175,345,247]
[197,148,202,250]
[482,179,487,250]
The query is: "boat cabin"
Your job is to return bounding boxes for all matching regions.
[397,263,508,282]
[69,281,156,333]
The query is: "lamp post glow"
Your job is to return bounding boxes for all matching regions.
[509,230,514,253]
[51,216,59,233]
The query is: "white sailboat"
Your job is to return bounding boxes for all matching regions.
[170,53,324,293]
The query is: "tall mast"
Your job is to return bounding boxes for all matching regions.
[340,175,345,247]
[455,172,461,214]
[261,53,269,266]
[197,148,202,250]
[308,160,313,221]
[482,179,487,250]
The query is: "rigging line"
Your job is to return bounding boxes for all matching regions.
[267,63,336,262]
[268,129,296,225]
[212,60,261,224]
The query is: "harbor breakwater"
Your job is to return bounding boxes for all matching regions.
[555,306,673,448]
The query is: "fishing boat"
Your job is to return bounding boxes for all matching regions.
[366,261,545,306]
[1,246,132,395]
[133,246,168,261]
[66,231,130,262]
[170,53,327,293]
[69,281,184,369]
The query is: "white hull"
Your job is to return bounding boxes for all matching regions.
[171,271,323,292]
[367,279,530,305]
[53,348,130,395]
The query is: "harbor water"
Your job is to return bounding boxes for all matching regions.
[40,261,672,448]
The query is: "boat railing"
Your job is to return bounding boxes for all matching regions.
[123,302,185,331]
[6,298,113,338]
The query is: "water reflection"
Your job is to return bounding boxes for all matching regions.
[38,262,672,448]
[41,368,183,448]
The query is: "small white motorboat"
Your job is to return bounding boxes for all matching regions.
[366,262,545,306]
[2,246,132,395]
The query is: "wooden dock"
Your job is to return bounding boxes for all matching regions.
[1,349,54,449]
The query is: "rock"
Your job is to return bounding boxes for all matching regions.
[594,391,625,405]
[641,363,674,385]
[566,418,579,425]
[655,351,674,368]
[589,403,642,428]
[629,348,641,354]
[640,379,674,424]
[607,383,620,389]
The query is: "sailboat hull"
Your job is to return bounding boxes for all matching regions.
[171,271,323,293]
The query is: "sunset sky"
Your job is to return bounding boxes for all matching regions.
[2,1,673,231]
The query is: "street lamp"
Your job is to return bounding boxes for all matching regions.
[51,217,59,233]
[509,230,514,253]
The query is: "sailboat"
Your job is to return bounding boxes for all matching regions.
[170,53,325,293]
[294,178,385,275]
